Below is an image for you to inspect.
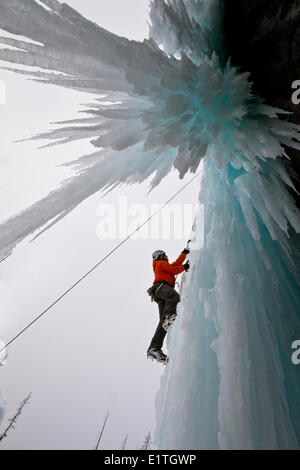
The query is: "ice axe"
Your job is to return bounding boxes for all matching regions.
[182,239,192,256]
[184,239,192,271]
[174,240,191,288]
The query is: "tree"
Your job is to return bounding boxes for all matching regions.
[140,430,152,450]
[0,393,32,443]
[94,411,109,450]
[121,433,128,450]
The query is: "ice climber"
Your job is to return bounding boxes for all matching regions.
[147,248,190,363]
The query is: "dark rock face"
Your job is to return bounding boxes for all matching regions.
[224,0,300,199]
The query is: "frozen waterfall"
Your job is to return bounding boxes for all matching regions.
[0,0,299,449]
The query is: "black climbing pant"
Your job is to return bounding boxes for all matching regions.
[148,281,181,352]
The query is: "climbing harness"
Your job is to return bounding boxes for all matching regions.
[147,281,165,302]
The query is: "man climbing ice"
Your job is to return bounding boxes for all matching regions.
[147,247,190,364]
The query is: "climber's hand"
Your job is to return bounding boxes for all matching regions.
[183,261,190,272]
[182,248,190,254]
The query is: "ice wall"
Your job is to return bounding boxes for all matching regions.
[155,156,300,449]
[152,1,300,450]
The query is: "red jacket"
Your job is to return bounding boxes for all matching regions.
[153,252,186,287]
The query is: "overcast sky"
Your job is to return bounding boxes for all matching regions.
[0,1,201,450]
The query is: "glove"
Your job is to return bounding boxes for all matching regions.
[183,261,190,272]
[182,248,190,254]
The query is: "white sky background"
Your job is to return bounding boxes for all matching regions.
[0,1,202,450]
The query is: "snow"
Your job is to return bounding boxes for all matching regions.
[0,0,299,449]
